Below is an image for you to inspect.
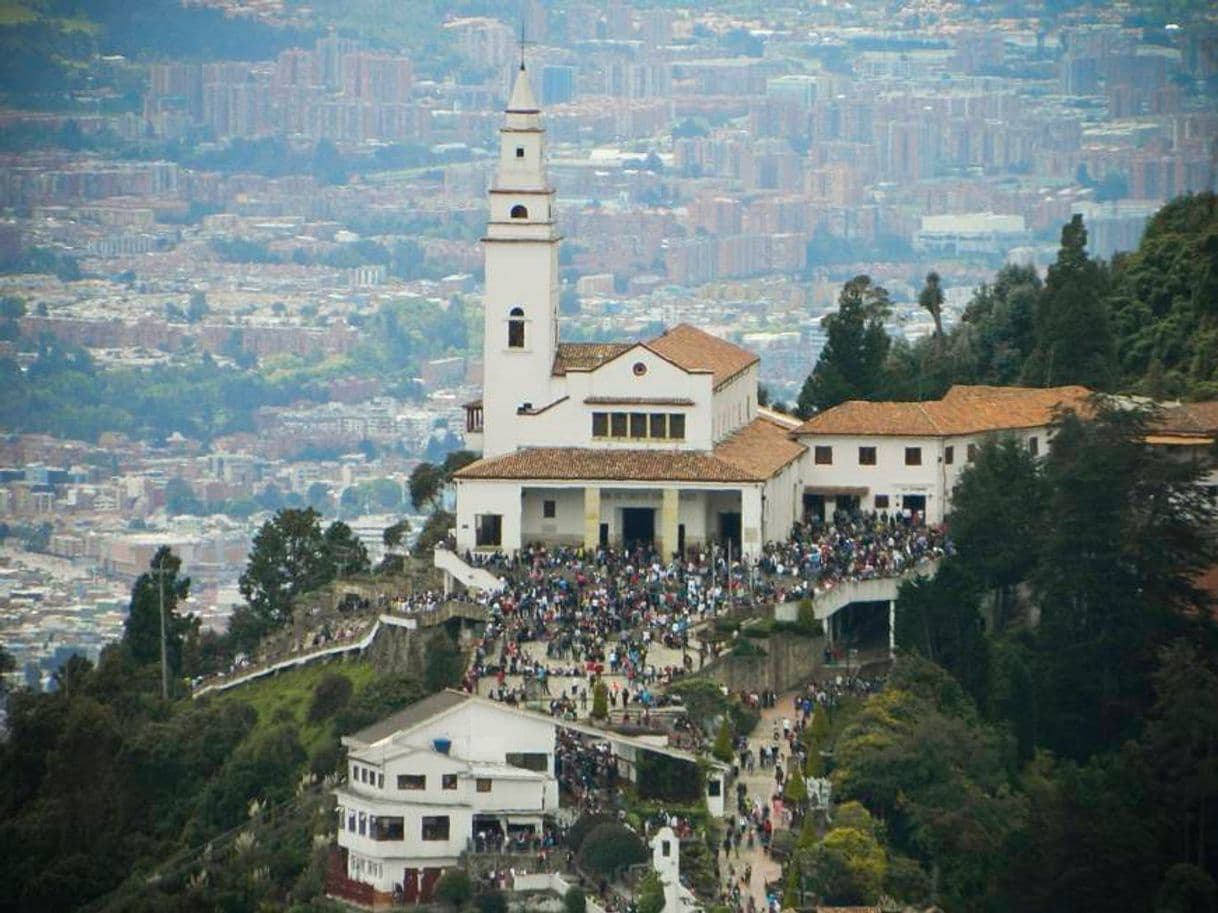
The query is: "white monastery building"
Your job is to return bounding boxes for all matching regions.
[457,64,807,558]
[454,64,1093,557]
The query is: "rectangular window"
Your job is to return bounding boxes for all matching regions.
[506,752,548,772]
[944,445,954,465]
[1028,436,1039,456]
[475,514,502,547]
[515,146,525,158]
[858,446,876,465]
[377,772,383,789]
[592,412,608,438]
[442,773,458,790]
[372,815,405,841]
[422,816,451,841]
[904,447,922,466]
[347,810,356,832]
[967,443,978,462]
[358,812,367,836]
[649,413,667,438]
[662,840,672,857]
[611,413,628,437]
[476,778,493,793]
[630,412,647,439]
[351,764,358,782]
[707,779,721,797]
[669,414,685,440]
[874,494,890,509]
[543,499,556,519]
[814,446,833,465]
[397,774,426,791]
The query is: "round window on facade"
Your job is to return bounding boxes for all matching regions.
[632,361,648,377]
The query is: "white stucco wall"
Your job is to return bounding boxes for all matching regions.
[711,365,759,442]
[504,345,715,452]
[521,487,587,545]
[761,456,804,544]
[798,434,947,521]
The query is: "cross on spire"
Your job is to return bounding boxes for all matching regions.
[519,18,536,70]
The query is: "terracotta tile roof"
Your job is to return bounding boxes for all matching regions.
[713,415,807,479]
[646,323,759,389]
[455,446,762,484]
[793,385,1092,437]
[795,401,942,437]
[1154,401,1218,436]
[552,342,632,375]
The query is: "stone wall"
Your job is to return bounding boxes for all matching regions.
[366,620,466,678]
[699,632,826,693]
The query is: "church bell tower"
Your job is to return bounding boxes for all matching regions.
[480,63,560,458]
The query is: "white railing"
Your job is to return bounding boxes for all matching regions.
[774,558,941,622]
[434,547,506,594]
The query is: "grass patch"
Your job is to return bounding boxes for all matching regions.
[215,657,378,754]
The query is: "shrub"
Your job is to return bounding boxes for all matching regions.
[591,681,608,720]
[564,886,587,913]
[424,628,462,691]
[308,736,342,777]
[474,889,507,913]
[728,700,760,739]
[576,823,647,877]
[637,871,665,913]
[730,639,766,657]
[308,672,354,723]
[567,813,614,854]
[434,869,472,907]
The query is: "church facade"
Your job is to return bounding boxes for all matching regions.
[454,65,806,558]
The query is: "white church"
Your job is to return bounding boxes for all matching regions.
[453,65,1091,559]
[454,64,808,559]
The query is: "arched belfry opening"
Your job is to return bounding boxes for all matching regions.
[508,307,525,348]
[510,204,529,219]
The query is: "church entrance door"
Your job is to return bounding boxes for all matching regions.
[621,508,655,549]
[719,511,742,555]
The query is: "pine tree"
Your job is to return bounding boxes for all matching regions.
[797,275,892,417]
[123,546,197,680]
[1022,215,1115,389]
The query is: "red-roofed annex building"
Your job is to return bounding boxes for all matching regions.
[789,384,1093,524]
[456,65,807,557]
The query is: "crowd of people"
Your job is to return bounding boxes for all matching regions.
[759,512,948,598]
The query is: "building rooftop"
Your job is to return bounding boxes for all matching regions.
[346,689,470,747]
[793,384,1092,437]
[646,323,759,390]
[456,415,805,483]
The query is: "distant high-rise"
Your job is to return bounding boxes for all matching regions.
[541,66,575,106]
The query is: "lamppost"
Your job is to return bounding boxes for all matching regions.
[150,553,172,701]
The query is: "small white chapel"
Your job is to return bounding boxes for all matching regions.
[454,64,807,559]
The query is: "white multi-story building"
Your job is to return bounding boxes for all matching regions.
[455,65,807,558]
[334,691,559,903]
[790,384,1092,524]
[332,689,729,905]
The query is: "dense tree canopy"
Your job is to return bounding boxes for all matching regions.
[798,275,892,417]
[235,508,369,647]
